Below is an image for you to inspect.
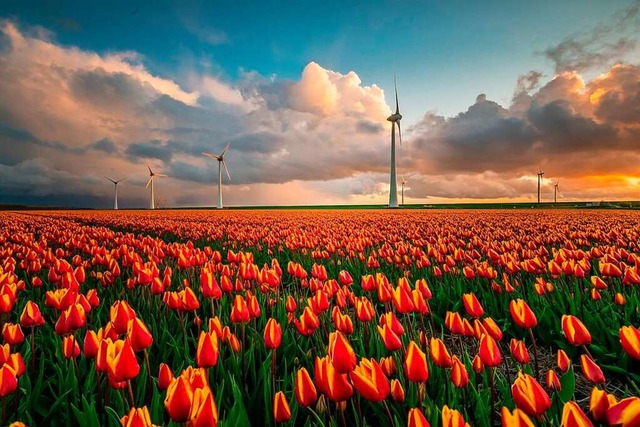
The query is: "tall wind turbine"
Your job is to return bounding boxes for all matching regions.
[401,175,407,206]
[537,169,545,204]
[105,176,126,210]
[387,76,402,208]
[145,162,167,210]
[554,180,559,204]
[202,143,231,209]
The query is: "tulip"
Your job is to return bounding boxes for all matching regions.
[404,341,429,383]
[450,356,469,388]
[510,339,530,364]
[482,317,503,341]
[128,318,153,352]
[509,299,537,329]
[557,349,571,373]
[349,358,390,402]
[615,293,626,306]
[315,356,353,402]
[62,335,80,359]
[442,405,469,427]
[501,407,535,427]
[620,325,640,360]
[391,379,405,402]
[2,324,24,346]
[408,407,430,427]
[472,355,484,373]
[230,295,250,323]
[511,372,551,417]
[479,334,501,367]
[327,331,357,373]
[0,364,18,397]
[429,338,452,368]
[20,301,45,328]
[196,331,219,369]
[188,387,218,427]
[607,396,640,426]
[108,339,140,382]
[264,318,282,350]
[462,293,484,318]
[561,401,593,427]
[294,367,317,407]
[377,323,403,352]
[392,285,415,314]
[561,315,592,346]
[158,363,174,391]
[589,387,616,424]
[273,391,291,423]
[580,355,605,384]
[164,376,193,423]
[83,329,100,359]
[546,370,561,391]
[121,406,157,427]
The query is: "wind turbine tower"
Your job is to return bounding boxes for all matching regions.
[202,143,231,209]
[401,175,407,206]
[145,163,167,210]
[537,170,545,204]
[554,181,559,204]
[387,76,403,208]
[105,176,126,210]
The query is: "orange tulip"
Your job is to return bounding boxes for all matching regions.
[429,338,452,368]
[108,338,140,382]
[164,376,194,423]
[0,364,18,397]
[620,325,640,360]
[511,372,551,417]
[327,331,356,373]
[188,386,218,427]
[273,391,291,423]
[127,318,153,352]
[158,363,174,391]
[315,356,353,402]
[450,356,469,388]
[589,387,616,424]
[408,407,430,427]
[349,358,390,402]
[20,301,45,328]
[561,401,593,427]
[607,396,640,426]
[264,318,282,350]
[510,299,537,329]
[462,293,484,318]
[377,323,403,352]
[83,329,100,359]
[557,349,571,373]
[392,285,415,314]
[615,293,626,306]
[580,355,605,384]
[479,334,501,367]
[442,405,470,427]
[472,355,484,373]
[561,315,592,346]
[294,367,317,407]
[229,295,250,324]
[196,331,219,369]
[546,370,561,391]
[2,324,24,345]
[391,379,405,402]
[509,339,530,364]
[404,341,429,383]
[121,406,158,427]
[481,317,503,341]
[501,407,535,427]
[62,335,80,359]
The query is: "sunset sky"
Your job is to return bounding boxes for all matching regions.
[1,0,640,207]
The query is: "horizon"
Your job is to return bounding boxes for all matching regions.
[1,1,640,208]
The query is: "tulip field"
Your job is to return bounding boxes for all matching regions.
[1,209,640,426]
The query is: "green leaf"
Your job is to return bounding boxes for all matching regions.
[558,366,575,403]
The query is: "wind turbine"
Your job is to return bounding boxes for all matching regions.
[554,180,559,204]
[105,176,126,210]
[202,143,231,209]
[537,169,545,204]
[145,162,167,210]
[401,175,407,206]
[387,76,402,208]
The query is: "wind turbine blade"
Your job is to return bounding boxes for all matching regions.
[221,143,231,157]
[222,160,231,181]
[202,152,221,160]
[145,177,153,188]
[394,74,399,114]
[397,122,402,145]
[105,176,116,184]
[145,161,153,175]
[118,177,127,183]
[155,173,168,177]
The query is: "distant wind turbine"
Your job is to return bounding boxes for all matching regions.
[387,76,402,208]
[401,175,407,206]
[202,143,231,209]
[537,169,545,204]
[554,180,559,204]
[145,162,167,210]
[105,176,126,210]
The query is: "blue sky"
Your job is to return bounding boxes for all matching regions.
[1,0,639,207]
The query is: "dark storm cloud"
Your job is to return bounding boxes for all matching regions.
[125,140,174,162]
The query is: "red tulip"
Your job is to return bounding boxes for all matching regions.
[408,407,430,427]
[510,299,537,329]
[620,325,640,360]
[349,358,390,402]
[327,331,356,373]
[273,391,291,423]
[479,334,501,367]
[580,355,605,385]
[511,372,551,417]
[263,318,282,350]
[501,407,535,427]
[561,315,591,346]
[404,341,429,383]
[462,293,484,318]
[294,367,317,407]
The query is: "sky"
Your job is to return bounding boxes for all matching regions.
[1,0,639,207]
